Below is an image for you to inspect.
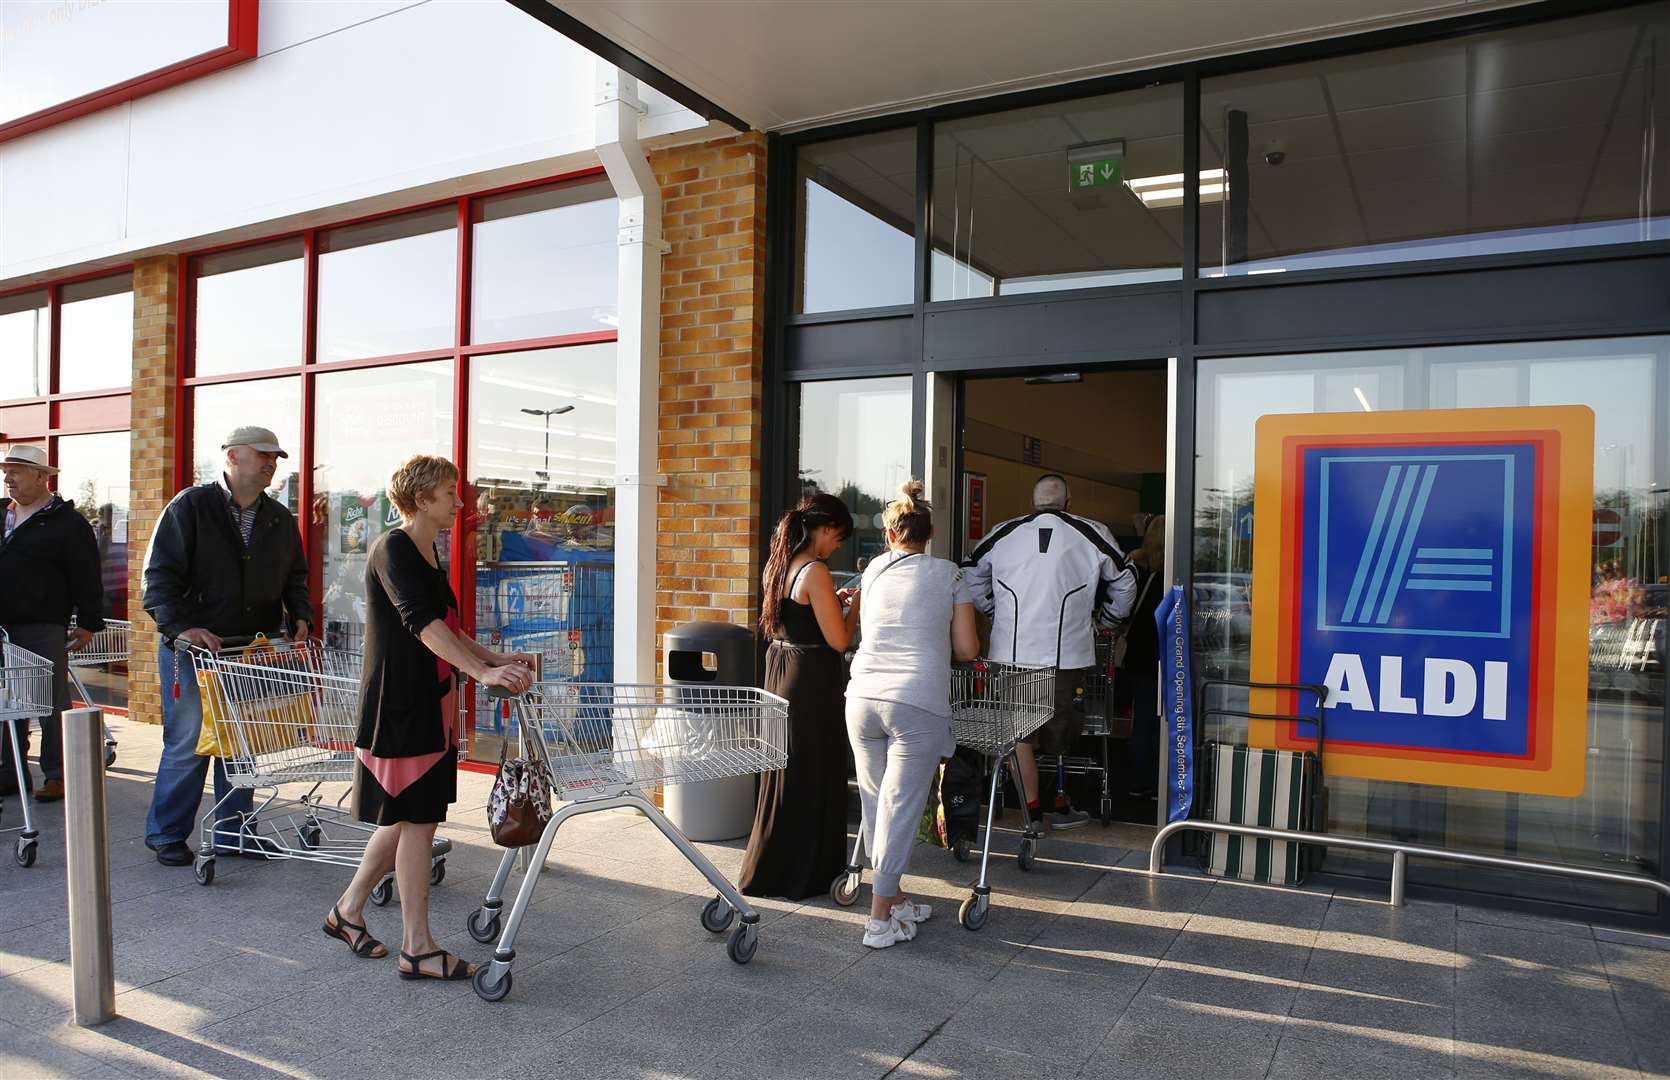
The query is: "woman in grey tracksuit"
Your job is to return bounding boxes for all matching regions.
[844,481,980,949]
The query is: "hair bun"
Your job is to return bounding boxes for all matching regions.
[897,479,925,507]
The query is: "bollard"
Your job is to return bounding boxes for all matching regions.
[63,707,115,1026]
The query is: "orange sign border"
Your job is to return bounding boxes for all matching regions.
[1249,405,1593,796]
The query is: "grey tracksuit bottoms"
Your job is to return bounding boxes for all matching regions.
[845,697,953,897]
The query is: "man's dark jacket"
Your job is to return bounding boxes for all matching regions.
[142,484,312,641]
[0,496,105,631]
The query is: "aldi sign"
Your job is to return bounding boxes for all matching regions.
[1249,406,1593,796]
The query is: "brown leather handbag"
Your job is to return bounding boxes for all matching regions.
[486,740,554,848]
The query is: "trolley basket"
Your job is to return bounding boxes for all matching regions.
[467,680,788,1002]
[0,631,56,867]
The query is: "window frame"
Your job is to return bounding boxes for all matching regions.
[0,266,135,477]
[176,165,621,762]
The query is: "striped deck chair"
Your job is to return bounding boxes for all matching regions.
[1202,741,1321,886]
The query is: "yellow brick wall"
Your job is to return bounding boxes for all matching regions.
[649,132,768,648]
[126,256,181,725]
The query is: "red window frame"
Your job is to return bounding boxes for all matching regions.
[0,0,259,145]
[178,165,620,764]
[0,266,136,473]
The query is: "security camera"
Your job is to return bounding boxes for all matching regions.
[1264,150,1286,166]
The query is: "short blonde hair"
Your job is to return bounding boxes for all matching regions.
[388,454,459,516]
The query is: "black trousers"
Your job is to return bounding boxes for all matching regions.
[1,623,70,783]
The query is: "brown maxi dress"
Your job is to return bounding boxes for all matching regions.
[738,565,849,900]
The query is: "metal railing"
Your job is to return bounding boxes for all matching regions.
[1149,819,1670,909]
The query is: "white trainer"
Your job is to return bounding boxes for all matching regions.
[891,900,932,925]
[862,916,916,949]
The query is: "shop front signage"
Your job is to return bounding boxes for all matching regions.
[1248,405,1594,796]
[0,0,258,143]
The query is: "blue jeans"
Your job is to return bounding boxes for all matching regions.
[144,641,252,848]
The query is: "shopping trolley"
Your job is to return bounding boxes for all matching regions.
[0,631,55,868]
[183,639,448,895]
[67,617,127,768]
[830,660,1054,931]
[466,681,789,1002]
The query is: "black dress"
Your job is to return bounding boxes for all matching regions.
[351,529,458,826]
[739,567,849,900]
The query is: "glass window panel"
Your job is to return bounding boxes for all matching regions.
[58,274,133,393]
[316,208,456,362]
[471,181,619,343]
[1201,3,1670,276]
[794,377,913,576]
[932,84,1185,301]
[190,378,302,513]
[193,240,305,376]
[794,129,916,314]
[311,362,454,655]
[466,344,616,761]
[55,430,131,627]
[0,290,48,401]
[1194,336,1668,912]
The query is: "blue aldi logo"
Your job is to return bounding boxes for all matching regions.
[1250,407,1593,797]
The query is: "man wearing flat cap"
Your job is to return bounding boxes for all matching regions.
[142,426,312,867]
[0,444,105,803]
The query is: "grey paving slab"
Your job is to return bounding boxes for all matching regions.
[687,1003,936,1080]
[1083,996,1285,1080]
[1287,982,1456,1042]
[939,960,1134,1068]
[9,720,1670,1080]
[890,1033,1039,1080]
[1269,1032,1455,1080]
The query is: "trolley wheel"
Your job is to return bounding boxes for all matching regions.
[958,893,988,932]
[830,870,861,908]
[104,746,117,769]
[467,908,502,944]
[300,824,322,849]
[952,837,971,863]
[193,856,214,886]
[15,838,35,868]
[726,924,758,965]
[700,895,736,934]
[370,876,393,907]
[430,859,446,886]
[1017,837,1037,872]
[473,964,512,1003]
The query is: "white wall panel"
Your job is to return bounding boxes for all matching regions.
[0,0,709,284]
[0,105,129,270]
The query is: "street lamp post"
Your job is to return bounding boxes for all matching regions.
[520,406,574,486]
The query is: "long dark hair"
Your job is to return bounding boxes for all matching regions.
[760,493,854,638]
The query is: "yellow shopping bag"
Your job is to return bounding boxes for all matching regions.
[194,638,317,757]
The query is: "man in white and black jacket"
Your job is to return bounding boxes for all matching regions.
[0,444,105,803]
[963,474,1136,828]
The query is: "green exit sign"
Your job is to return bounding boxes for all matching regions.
[1067,138,1126,193]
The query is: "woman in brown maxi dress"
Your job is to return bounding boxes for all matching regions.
[739,493,860,900]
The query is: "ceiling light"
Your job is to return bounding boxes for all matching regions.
[1024,373,1082,384]
[1123,169,1228,209]
[1353,387,1374,412]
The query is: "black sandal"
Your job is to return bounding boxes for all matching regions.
[322,905,388,959]
[398,949,473,981]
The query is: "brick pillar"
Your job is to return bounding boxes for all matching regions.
[649,133,768,645]
[127,256,182,726]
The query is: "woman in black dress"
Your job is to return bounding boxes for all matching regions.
[321,455,534,980]
[740,493,861,900]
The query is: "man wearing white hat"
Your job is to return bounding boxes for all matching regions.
[141,427,312,866]
[0,444,105,803]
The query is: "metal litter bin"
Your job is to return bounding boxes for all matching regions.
[663,622,760,842]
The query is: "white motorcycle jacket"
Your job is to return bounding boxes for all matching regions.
[962,509,1137,670]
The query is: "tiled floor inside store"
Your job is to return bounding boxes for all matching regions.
[3,717,1670,1079]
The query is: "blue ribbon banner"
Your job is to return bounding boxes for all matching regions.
[1156,585,1195,824]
